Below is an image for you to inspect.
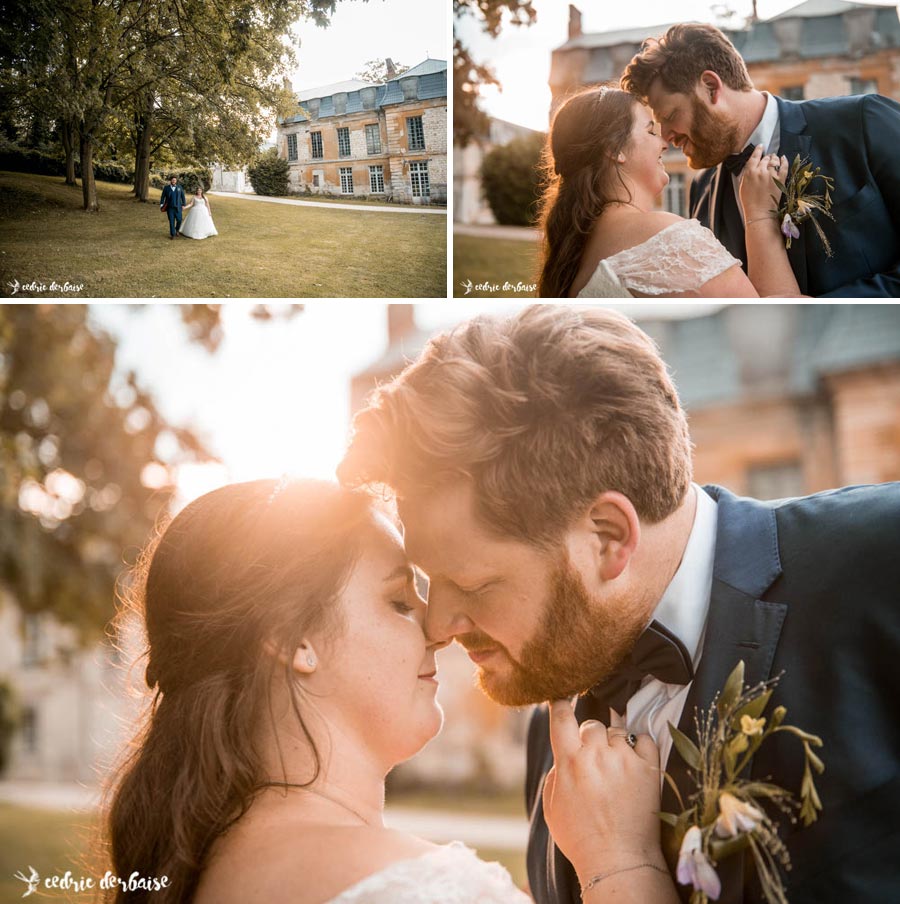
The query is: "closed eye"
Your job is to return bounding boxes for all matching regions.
[392,600,415,615]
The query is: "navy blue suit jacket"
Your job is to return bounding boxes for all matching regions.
[689,95,900,297]
[160,184,186,211]
[525,483,900,904]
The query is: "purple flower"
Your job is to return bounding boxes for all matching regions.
[781,214,800,240]
[677,826,722,900]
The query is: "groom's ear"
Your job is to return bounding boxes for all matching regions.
[583,491,640,582]
[699,70,725,105]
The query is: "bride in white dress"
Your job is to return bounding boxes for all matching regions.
[536,87,802,298]
[181,187,218,239]
[104,480,676,904]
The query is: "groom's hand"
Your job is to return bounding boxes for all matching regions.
[542,700,665,887]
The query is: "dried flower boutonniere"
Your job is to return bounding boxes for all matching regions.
[771,154,835,256]
[661,661,825,904]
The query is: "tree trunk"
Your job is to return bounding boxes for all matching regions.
[133,108,153,201]
[79,133,99,212]
[61,120,76,185]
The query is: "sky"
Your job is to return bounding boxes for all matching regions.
[289,0,449,93]
[456,0,900,130]
[89,302,716,512]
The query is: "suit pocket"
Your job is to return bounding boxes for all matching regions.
[833,182,879,222]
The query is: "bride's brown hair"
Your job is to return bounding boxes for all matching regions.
[101,479,373,903]
[536,86,640,297]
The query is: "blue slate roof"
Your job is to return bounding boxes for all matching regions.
[283,60,447,125]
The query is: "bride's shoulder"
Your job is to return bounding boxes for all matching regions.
[612,210,687,250]
[197,824,436,904]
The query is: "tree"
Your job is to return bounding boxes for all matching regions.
[248,147,290,196]
[355,59,410,83]
[480,132,546,226]
[453,0,536,146]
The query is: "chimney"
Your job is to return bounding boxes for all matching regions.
[388,305,415,344]
[385,57,398,79]
[568,5,583,40]
[283,76,292,93]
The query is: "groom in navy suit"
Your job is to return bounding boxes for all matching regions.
[621,24,900,297]
[160,175,186,239]
[336,305,900,904]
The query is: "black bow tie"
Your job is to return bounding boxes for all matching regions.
[588,620,694,720]
[723,143,756,176]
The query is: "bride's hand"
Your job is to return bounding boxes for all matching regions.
[739,146,787,224]
[542,700,666,886]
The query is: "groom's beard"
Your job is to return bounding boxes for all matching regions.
[682,95,742,170]
[460,554,650,707]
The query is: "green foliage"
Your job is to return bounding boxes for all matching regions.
[150,167,212,193]
[0,140,131,183]
[480,132,546,226]
[0,306,212,638]
[0,680,19,775]
[453,0,536,146]
[247,148,290,197]
[354,59,410,83]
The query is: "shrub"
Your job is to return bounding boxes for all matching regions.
[0,140,134,183]
[0,680,20,775]
[247,148,289,196]
[151,167,212,193]
[481,132,547,226]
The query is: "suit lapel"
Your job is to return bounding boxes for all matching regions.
[776,98,813,295]
[661,486,788,904]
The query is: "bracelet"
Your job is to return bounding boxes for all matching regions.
[745,215,774,227]
[581,862,669,895]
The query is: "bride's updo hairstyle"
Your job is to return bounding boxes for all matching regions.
[536,86,640,297]
[102,479,373,904]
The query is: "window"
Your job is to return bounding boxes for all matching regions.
[312,174,320,187]
[310,131,323,159]
[369,165,385,193]
[287,133,298,161]
[409,160,429,198]
[337,127,351,157]
[21,706,38,753]
[747,461,805,500]
[365,124,382,155]
[407,116,425,151]
[23,613,42,667]
[781,85,805,101]
[849,77,877,95]
[662,172,686,218]
[340,166,354,194]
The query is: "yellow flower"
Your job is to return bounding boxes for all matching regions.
[740,715,766,736]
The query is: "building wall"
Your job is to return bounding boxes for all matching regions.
[279,98,447,204]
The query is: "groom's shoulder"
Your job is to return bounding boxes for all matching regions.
[783,92,896,128]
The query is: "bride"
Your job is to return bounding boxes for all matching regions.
[103,480,678,903]
[536,86,801,298]
[181,186,218,240]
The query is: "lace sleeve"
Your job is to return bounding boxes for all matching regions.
[329,842,532,904]
[606,219,741,296]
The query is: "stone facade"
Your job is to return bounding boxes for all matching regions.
[552,1,900,216]
[278,60,448,205]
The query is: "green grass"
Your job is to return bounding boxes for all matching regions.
[387,786,526,818]
[0,172,446,298]
[453,233,541,298]
[0,803,99,900]
[476,845,528,892]
[282,192,446,209]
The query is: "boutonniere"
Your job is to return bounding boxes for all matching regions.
[772,155,835,257]
[661,661,825,904]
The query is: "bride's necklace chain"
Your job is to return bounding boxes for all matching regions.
[256,780,372,826]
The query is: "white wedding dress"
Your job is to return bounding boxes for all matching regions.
[576,219,741,297]
[328,842,531,903]
[181,195,218,239]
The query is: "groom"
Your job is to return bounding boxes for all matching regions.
[621,24,900,297]
[338,305,900,904]
[160,175,186,240]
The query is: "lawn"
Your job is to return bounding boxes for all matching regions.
[453,233,541,298]
[0,172,447,298]
[0,803,99,900]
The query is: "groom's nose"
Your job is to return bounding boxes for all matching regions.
[424,589,474,644]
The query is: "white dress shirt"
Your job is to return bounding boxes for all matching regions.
[732,91,781,225]
[614,484,718,775]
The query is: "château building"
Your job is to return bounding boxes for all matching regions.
[278,58,447,205]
